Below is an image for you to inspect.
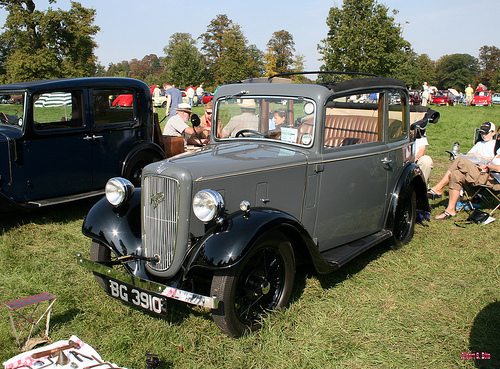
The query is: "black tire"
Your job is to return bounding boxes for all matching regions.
[391,185,416,249]
[90,241,111,290]
[210,232,295,337]
[123,151,162,187]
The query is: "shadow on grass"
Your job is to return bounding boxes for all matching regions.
[469,300,500,368]
[0,197,101,235]
[291,243,389,301]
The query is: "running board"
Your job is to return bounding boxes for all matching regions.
[27,190,104,208]
[321,229,393,269]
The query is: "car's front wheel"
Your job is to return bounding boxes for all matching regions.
[391,184,416,249]
[210,232,295,337]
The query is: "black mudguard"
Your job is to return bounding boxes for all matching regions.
[82,189,148,278]
[186,208,333,275]
[386,162,429,231]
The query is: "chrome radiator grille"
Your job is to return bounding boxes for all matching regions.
[142,174,180,271]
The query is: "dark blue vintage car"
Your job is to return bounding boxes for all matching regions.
[0,77,165,212]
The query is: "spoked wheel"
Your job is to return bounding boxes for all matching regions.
[391,185,416,249]
[210,232,295,337]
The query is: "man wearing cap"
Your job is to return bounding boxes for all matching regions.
[220,99,259,138]
[163,103,208,144]
[429,121,500,219]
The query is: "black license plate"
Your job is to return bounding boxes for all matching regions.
[104,276,167,316]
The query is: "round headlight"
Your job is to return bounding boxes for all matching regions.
[105,177,135,206]
[193,189,224,222]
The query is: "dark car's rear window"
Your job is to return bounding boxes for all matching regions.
[93,89,135,125]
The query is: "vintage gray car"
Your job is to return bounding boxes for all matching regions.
[78,73,437,337]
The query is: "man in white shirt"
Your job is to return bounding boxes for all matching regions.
[163,103,208,144]
[196,84,204,107]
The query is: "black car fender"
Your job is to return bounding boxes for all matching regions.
[186,208,332,274]
[82,189,147,277]
[385,162,429,230]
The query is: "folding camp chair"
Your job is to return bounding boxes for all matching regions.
[460,171,500,217]
[3,292,56,350]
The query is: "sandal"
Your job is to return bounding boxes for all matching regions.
[427,189,442,200]
[434,211,456,220]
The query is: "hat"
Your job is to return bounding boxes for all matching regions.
[238,99,257,109]
[174,103,192,113]
[479,121,496,134]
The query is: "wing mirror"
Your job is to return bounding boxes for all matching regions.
[191,114,200,127]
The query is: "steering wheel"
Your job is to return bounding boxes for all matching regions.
[235,129,269,138]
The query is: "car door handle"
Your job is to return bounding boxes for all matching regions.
[83,135,103,141]
[381,157,392,164]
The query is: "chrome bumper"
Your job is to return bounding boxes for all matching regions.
[77,254,219,309]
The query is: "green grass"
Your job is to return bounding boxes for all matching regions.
[1,105,500,368]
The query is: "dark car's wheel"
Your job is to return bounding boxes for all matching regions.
[391,184,416,249]
[90,241,112,290]
[123,151,162,187]
[210,232,295,337]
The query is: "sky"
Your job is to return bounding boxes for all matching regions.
[0,0,499,73]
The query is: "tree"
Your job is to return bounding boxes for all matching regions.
[318,0,411,79]
[162,33,205,88]
[478,45,500,89]
[435,53,479,91]
[200,15,264,86]
[264,30,295,76]
[394,51,436,89]
[0,0,100,82]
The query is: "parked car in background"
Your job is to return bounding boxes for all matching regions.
[0,77,165,212]
[470,90,492,106]
[112,94,133,107]
[409,90,421,105]
[491,92,500,105]
[201,91,214,104]
[430,90,455,106]
[79,72,436,337]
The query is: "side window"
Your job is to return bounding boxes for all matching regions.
[93,89,135,125]
[388,90,407,141]
[323,92,381,149]
[33,91,83,131]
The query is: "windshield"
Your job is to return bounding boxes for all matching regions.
[0,91,25,128]
[215,97,315,146]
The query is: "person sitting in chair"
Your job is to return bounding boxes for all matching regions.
[163,103,208,146]
[429,122,500,219]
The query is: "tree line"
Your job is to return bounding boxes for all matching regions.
[1,0,499,93]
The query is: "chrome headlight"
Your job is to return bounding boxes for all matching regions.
[105,177,135,206]
[193,189,224,222]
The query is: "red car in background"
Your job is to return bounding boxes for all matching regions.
[470,90,492,106]
[112,94,133,107]
[430,90,455,106]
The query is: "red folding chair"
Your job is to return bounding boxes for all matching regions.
[3,292,57,350]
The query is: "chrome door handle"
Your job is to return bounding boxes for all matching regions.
[381,157,392,164]
[83,135,103,141]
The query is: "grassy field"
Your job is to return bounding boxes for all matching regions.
[1,104,499,368]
